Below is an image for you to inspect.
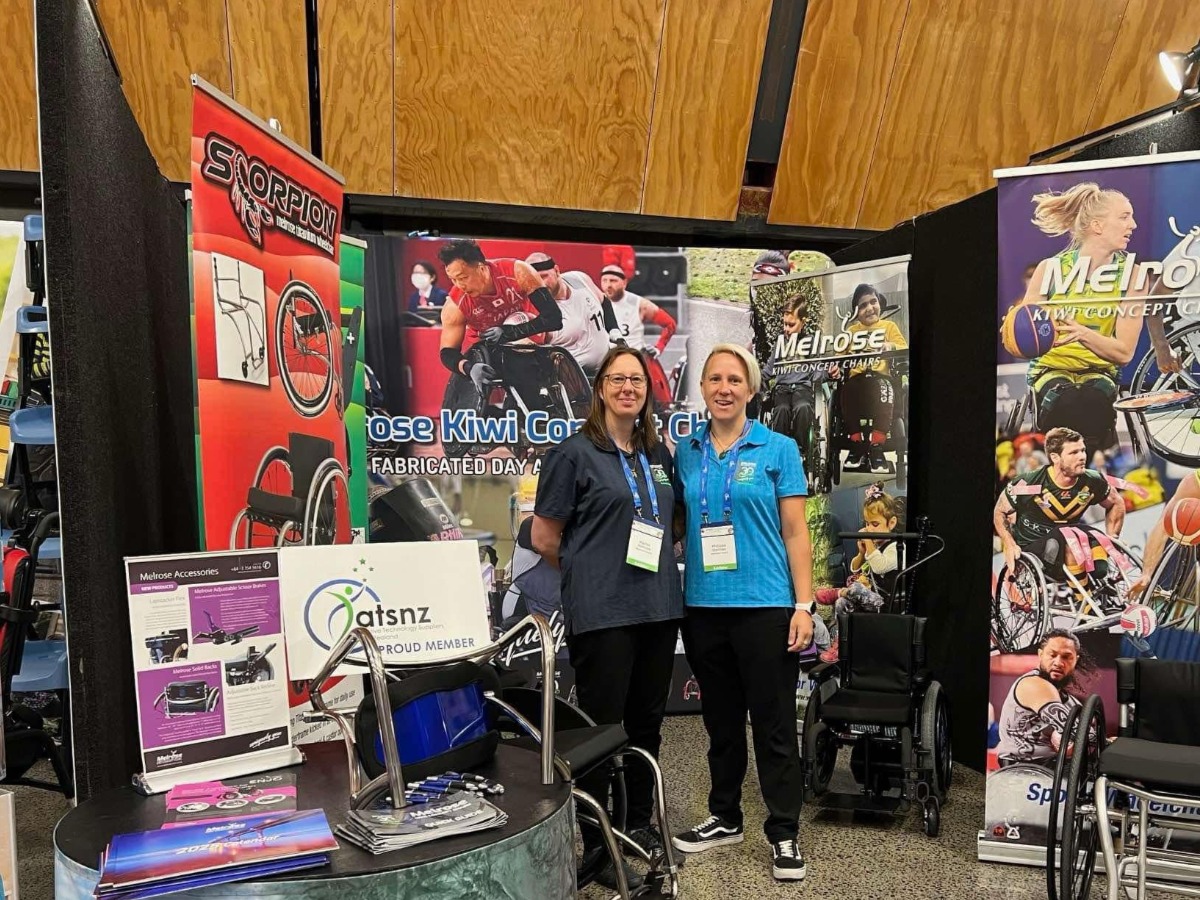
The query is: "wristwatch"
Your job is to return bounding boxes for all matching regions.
[793,601,815,614]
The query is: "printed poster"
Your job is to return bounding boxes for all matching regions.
[279,541,492,679]
[125,550,301,793]
[986,151,1200,862]
[189,77,350,552]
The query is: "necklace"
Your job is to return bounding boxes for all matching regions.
[711,428,741,455]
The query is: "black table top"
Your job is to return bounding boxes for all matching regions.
[55,741,572,879]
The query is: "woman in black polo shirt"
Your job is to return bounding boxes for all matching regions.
[532,346,683,888]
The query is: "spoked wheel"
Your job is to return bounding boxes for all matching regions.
[991,553,1051,652]
[229,446,297,549]
[305,461,348,545]
[1141,540,1200,632]
[1053,695,1106,900]
[275,281,334,417]
[920,681,952,802]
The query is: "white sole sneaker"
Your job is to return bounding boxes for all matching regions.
[772,863,807,881]
[671,832,744,853]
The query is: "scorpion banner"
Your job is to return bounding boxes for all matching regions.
[985,153,1200,863]
[189,77,352,554]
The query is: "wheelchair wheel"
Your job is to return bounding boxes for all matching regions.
[275,281,334,417]
[919,681,952,802]
[1044,704,1083,900]
[1054,694,1105,900]
[802,692,837,797]
[229,446,300,549]
[305,460,348,545]
[922,798,940,838]
[991,553,1051,652]
[1004,389,1032,439]
[1141,539,1200,632]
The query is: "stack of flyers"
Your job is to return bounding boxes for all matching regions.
[338,792,509,854]
[93,810,338,900]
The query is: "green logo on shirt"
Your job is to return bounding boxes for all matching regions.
[735,462,757,483]
[650,464,671,485]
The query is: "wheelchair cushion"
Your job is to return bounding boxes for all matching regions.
[1100,737,1200,792]
[507,724,628,780]
[247,488,305,523]
[819,688,912,726]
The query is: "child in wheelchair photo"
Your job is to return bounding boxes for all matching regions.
[815,483,903,663]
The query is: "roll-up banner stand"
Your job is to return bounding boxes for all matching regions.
[188,76,354,553]
[984,151,1200,865]
[362,240,914,718]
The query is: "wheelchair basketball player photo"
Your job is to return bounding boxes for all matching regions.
[993,630,1086,768]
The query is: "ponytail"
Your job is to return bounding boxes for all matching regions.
[1030,183,1125,249]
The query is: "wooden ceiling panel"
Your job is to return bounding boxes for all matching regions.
[319,0,394,195]
[1088,0,1200,133]
[0,0,38,171]
[858,0,1126,231]
[227,0,311,150]
[767,0,908,228]
[95,0,232,183]
[392,0,666,211]
[641,0,773,220]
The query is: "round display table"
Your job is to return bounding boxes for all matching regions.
[54,742,575,899]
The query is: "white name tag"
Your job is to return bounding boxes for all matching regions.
[627,518,664,572]
[700,522,737,572]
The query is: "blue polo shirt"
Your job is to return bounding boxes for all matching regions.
[675,420,808,607]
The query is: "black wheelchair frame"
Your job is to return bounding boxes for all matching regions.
[801,524,950,836]
[824,350,909,490]
[1045,656,1200,900]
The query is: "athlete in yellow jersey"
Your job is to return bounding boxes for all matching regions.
[1021,183,1150,456]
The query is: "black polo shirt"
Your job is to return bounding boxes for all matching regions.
[535,432,684,636]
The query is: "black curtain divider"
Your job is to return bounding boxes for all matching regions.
[37,0,198,799]
[361,236,410,422]
[834,196,998,771]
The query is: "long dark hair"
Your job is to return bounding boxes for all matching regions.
[582,347,660,453]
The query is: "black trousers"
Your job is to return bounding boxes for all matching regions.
[682,606,803,842]
[771,385,816,453]
[567,619,680,846]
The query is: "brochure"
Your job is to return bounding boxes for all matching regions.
[163,772,297,828]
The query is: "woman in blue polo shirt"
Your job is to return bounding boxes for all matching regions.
[671,343,816,883]
[532,346,683,890]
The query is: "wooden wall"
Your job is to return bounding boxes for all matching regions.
[7,0,1200,227]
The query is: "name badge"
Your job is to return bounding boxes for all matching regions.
[700,522,737,572]
[627,518,664,572]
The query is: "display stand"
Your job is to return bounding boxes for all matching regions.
[53,742,574,900]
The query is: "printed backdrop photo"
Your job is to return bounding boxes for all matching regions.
[985,150,1200,863]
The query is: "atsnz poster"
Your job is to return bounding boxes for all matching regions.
[189,77,351,553]
[985,151,1200,863]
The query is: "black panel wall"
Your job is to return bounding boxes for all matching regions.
[834,196,998,771]
[38,0,198,798]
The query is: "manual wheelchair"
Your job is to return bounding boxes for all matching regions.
[801,524,951,836]
[991,532,1145,654]
[305,617,681,899]
[1045,656,1200,900]
[443,340,591,460]
[824,350,909,490]
[229,432,348,548]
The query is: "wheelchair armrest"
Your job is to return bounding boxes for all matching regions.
[913,669,931,691]
[808,661,839,683]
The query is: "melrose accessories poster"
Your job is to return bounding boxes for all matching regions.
[125,550,301,794]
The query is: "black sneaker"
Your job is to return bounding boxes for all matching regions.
[592,853,643,892]
[625,825,663,857]
[771,838,807,881]
[672,815,744,853]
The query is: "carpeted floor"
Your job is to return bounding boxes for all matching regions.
[9,716,1173,899]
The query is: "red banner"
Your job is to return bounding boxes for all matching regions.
[190,78,350,551]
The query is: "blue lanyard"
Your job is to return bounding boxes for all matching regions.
[700,422,749,524]
[614,440,659,524]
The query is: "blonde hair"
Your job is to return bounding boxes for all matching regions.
[703,343,762,394]
[1031,183,1128,249]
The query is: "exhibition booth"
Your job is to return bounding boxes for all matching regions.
[6,1,1200,899]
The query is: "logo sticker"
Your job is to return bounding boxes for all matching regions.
[735,461,757,483]
[650,464,671,485]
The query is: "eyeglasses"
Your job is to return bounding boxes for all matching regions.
[605,374,646,388]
